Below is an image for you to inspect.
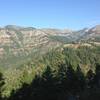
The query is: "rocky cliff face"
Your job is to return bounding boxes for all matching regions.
[0,26,63,67]
[88,25,100,34]
[0,28,60,57]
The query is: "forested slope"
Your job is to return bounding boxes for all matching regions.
[0,45,100,100]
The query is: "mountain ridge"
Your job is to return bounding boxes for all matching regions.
[0,25,100,68]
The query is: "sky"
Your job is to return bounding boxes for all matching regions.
[0,0,100,30]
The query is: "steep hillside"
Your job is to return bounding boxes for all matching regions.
[0,26,62,68]
[0,25,100,68]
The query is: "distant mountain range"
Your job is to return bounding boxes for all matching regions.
[0,25,100,68]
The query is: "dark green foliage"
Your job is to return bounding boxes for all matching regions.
[7,63,100,100]
[0,72,5,100]
[95,63,100,87]
[0,46,100,100]
[86,69,95,88]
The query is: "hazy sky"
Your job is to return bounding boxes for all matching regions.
[0,0,100,29]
